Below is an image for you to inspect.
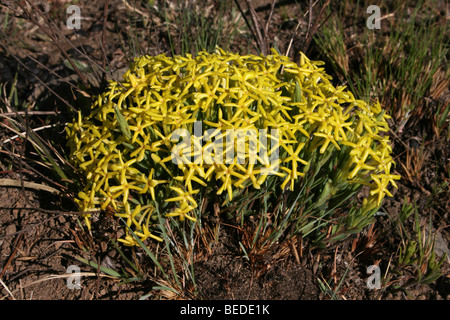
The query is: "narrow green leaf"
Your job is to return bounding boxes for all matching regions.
[239,242,249,260]
[152,285,178,293]
[294,81,302,103]
[114,106,132,140]
[117,216,168,279]
[75,256,123,278]
[63,58,91,73]
[154,203,181,288]
[111,239,139,273]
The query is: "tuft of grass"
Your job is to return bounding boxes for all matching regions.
[0,79,73,187]
[162,0,238,56]
[314,0,449,131]
[383,198,447,292]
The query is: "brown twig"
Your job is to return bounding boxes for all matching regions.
[101,0,111,83]
[303,0,331,54]
[284,0,316,59]
[290,238,300,265]
[0,111,59,117]
[233,0,260,53]
[0,233,23,280]
[234,0,277,55]
[0,178,61,194]
[247,0,267,55]
[284,0,331,58]
[264,0,277,40]
[0,149,70,191]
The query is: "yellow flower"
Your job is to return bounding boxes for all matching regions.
[118,234,139,246]
[348,154,376,179]
[370,174,393,207]
[313,125,341,154]
[108,179,142,204]
[166,186,199,209]
[139,168,169,200]
[129,118,153,144]
[135,224,163,242]
[166,202,197,222]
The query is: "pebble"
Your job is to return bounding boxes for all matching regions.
[6,224,16,236]
[58,215,66,224]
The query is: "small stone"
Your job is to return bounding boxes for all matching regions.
[58,215,66,224]
[6,224,16,236]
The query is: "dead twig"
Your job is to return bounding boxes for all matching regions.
[285,0,331,58]
[0,178,61,194]
[0,111,59,117]
[0,233,23,281]
[234,0,277,55]
[233,0,260,53]
[303,0,331,54]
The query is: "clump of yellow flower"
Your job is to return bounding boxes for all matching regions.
[66,48,400,246]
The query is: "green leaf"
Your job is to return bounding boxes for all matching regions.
[294,81,302,103]
[75,256,123,278]
[114,106,132,140]
[111,239,139,274]
[239,242,250,260]
[328,233,350,243]
[63,58,91,73]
